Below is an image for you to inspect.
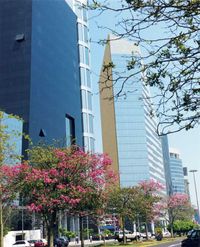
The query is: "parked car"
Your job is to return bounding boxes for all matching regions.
[54,237,69,247]
[27,240,37,247]
[12,240,31,247]
[140,232,152,238]
[114,230,141,242]
[181,229,200,246]
[34,239,47,247]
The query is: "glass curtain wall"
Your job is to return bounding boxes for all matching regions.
[66,0,95,152]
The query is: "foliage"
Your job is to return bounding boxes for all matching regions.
[58,228,76,239]
[18,145,116,247]
[172,220,197,234]
[89,0,200,135]
[160,193,192,237]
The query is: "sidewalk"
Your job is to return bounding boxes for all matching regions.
[69,239,116,247]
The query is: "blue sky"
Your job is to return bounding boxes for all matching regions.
[88,3,200,207]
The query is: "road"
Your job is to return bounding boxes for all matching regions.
[149,239,182,247]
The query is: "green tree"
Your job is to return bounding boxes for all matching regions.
[90,0,200,135]
[172,220,196,235]
[106,186,140,244]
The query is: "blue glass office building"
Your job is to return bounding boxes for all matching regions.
[169,148,185,193]
[0,0,83,151]
[100,36,166,190]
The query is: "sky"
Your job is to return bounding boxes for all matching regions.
[88,2,200,207]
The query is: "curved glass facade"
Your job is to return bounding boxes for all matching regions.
[66,0,95,152]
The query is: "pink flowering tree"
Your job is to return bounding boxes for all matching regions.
[18,146,116,247]
[137,179,164,239]
[166,193,190,237]
[0,165,22,247]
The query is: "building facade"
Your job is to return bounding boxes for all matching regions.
[66,0,95,152]
[99,36,166,189]
[169,148,185,193]
[0,0,83,152]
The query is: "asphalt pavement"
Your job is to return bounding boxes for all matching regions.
[68,238,183,247]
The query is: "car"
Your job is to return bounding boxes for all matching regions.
[12,240,31,247]
[34,239,47,247]
[181,229,200,246]
[54,237,69,247]
[140,232,152,239]
[114,230,141,242]
[27,240,37,247]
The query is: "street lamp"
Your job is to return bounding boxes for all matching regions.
[189,170,200,220]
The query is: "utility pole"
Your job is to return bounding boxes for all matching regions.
[189,169,200,222]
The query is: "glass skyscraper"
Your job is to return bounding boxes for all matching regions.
[169,148,185,193]
[99,36,166,190]
[66,0,95,152]
[0,0,83,152]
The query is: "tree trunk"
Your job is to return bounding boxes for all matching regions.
[47,212,57,247]
[80,216,84,247]
[47,225,54,247]
[170,222,174,238]
[145,221,149,240]
[0,199,3,247]
[122,217,126,244]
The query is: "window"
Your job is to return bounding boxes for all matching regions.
[89,114,94,133]
[65,115,75,147]
[83,25,88,43]
[83,7,87,22]
[86,69,91,87]
[80,67,86,85]
[83,113,88,132]
[81,90,87,108]
[88,92,92,110]
[85,47,89,65]
[79,45,84,63]
[78,23,83,41]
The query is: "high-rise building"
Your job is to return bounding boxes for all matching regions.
[161,135,173,195]
[169,148,185,193]
[0,0,83,152]
[99,35,166,189]
[66,0,95,152]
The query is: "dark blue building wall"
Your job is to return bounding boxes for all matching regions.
[30,0,83,146]
[0,0,83,149]
[0,0,32,121]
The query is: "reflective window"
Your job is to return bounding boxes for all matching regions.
[84,25,88,43]
[90,137,95,153]
[83,113,88,132]
[85,47,89,65]
[81,90,87,108]
[86,69,91,87]
[83,7,87,22]
[80,67,86,85]
[78,23,83,41]
[89,114,93,133]
[79,45,84,63]
[65,115,75,147]
[84,136,89,151]
[88,91,92,110]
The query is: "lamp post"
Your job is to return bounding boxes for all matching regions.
[189,169,200,221]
